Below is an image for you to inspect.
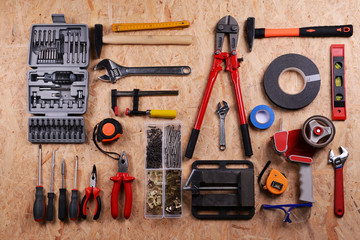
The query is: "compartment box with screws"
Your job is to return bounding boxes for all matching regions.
[27,14,90,143]
[145,122,182,218]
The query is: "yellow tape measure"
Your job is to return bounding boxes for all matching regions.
[112,20,190,32]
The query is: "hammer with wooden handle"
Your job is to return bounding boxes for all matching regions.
[94,24,192,58]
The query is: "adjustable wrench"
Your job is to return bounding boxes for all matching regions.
[216,101,229,151]
[94,59,191,83]
[329,146,349,217]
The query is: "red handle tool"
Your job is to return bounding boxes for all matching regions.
[110,172,135,219]
[334,167,344,217]
[111,151,135,219]
[80,165,101,220]
[329,147,348,217]
[80,186,101,220]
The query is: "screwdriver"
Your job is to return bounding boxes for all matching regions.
[37,71,78,85]
[69,156,79,220]
[46,150,55,221]
[58,159,67,221]
[33,144,45,222]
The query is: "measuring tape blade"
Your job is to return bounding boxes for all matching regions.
[112,20,190,32]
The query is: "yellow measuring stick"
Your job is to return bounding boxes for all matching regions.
[112,20,190,32]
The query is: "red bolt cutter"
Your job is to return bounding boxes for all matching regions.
[185,15,253,158]
[80,165,101,220]
[110,151,135,219]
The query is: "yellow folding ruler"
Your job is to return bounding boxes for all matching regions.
[112,20,190,32]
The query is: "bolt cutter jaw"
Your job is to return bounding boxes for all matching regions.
[215,15,239,52]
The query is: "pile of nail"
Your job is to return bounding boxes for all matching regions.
[164,125,181,168]
[146,126,163,168]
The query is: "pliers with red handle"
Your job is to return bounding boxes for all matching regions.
[110,151,135,219]
[185,15,253,159]
[80,165,101,220]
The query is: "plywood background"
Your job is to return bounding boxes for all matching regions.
[0,0,359,239]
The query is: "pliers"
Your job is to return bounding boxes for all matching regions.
[110,151,135,219]
[80,165,101,220]
[185,15,253,158]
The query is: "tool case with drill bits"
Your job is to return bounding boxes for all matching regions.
[27,14,89,143]
[145,121,183,218]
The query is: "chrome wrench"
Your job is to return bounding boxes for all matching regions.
[216,101,229,151]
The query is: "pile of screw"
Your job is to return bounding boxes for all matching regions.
[146,170,163,215]
[146,126,162,168]
[165,170,182,215]
[164,125,181,168]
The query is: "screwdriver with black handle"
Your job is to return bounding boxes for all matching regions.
[33,144,45,222]
[69,156,79,220]
[46,150,55,221]
[37,71,78,85]
[58,159,67,221]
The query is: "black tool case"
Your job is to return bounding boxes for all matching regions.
[27,14,90,143]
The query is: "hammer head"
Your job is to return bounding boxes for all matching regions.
[246,17,255,52]
[94,24,103,58]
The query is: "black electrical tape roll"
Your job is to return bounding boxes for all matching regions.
[263,54,321,110]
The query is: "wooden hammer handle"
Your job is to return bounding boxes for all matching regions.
[103,35,192,45]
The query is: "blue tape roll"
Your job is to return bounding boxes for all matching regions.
[250,105,275,130]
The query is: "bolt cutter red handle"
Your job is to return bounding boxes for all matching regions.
[110,172,135,219]
[185,51,253,158]
[185,15,253,159]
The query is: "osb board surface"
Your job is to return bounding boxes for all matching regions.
[0,0,359,239]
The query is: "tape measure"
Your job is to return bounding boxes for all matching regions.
[112,20,190,32]
[96,118,123,142]
[93,118,123,160]
[258,161,288,195]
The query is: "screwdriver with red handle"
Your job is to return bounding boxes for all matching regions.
[33,144,45,222]
[110,151,135,219]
